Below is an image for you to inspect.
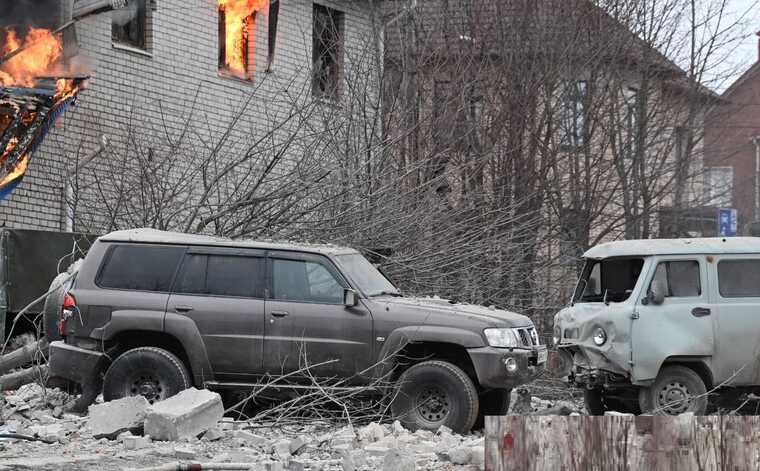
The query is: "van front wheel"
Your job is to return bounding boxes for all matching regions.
[639,365,707,415]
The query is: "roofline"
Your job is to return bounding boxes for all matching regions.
[583,237,760,259]
[721,62,760,99]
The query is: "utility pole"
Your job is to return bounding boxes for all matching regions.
[755,136,760,222]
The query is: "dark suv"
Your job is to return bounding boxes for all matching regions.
[49,229,545,432]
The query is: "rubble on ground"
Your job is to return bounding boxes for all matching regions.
[0,382,584,470]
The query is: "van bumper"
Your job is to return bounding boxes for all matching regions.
[48,341,107,404]
[468,345,546,389]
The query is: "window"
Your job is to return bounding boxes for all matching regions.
[335,253,398,296]
[175,254,265,298]
[112,0,149,50]
[272,259,344,303]
[649,261,701,298]
[624,87,640,159]
[98,245,184,292]
[559,81,587,149]
[704,167,733,207]
[718,260,760,297]
[574,258,644,303]
[312,4,344,100]
[218,3,260,80]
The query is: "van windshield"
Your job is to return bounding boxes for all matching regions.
[573,258,644,303]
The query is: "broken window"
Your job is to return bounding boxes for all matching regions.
[559,80,587,149]
[650,261,701,298]
[574,258,644,303]
[112,0,149,50]
[718,260,760,298]
[97,245,184,292]
[312,4,344,100]
[218,2,259,80]
[175,254,265,298]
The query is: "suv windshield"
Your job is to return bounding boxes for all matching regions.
[334,253,400,297]
[573,257,644,303]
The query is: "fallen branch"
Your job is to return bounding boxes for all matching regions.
[0,433,55,444]
[0,337,49,376]
[0,364,48,391]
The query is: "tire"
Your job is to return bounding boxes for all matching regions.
[103,347,191,404]
[473,388,511,430]
[42,273,68,342]
[390,360,479,434]
[638,365,708,415]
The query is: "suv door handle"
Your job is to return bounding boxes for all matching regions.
[175,305,194,313]
[271,311,289,318]
[692,307,711,317]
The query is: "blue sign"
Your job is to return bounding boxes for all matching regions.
[718,208,738,237]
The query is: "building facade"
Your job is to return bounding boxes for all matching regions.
[0,0,380,234]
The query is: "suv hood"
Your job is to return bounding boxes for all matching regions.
[375,296,533,328]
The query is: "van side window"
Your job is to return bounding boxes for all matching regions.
[175,254,265,298]
[98,245,184,292]
[718,260,760,297]
[272,259,344,304]
[650,261,701,297]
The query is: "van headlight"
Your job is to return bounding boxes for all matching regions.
[553,325,561,346]
[484,328,519,348]
[593,327,607,346]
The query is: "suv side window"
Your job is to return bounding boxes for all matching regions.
[718,259,760,297]
[175,254,265,298]
[98,245,184,292]
[272,258,344,304]
[650,260,701,297]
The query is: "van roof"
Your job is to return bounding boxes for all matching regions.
[584,237,760,259]
[99,228,359,256]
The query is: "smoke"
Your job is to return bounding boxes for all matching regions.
[0,0,62,30]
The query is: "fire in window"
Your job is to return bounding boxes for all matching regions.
[112,0,149,50]
[219,0,268,79]
[312,4,344,100]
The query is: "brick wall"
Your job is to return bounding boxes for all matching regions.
[0,0,378,233]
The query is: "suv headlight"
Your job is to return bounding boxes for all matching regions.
[484,328,519,348]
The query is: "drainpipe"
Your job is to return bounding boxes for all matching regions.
[755,136,760,222]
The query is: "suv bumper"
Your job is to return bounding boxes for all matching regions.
[468,345,546,389]
[49,340,107,385]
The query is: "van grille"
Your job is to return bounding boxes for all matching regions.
[515,327,540,346]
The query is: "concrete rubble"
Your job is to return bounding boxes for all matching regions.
[1,381,584,470]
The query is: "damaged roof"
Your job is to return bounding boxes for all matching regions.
[584,237,760,259]
[99,228,359,255]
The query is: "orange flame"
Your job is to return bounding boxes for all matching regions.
[0,28,63,88]
[219,0,268,78]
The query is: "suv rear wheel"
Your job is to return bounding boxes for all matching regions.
[391,360,479,433]
[103,347,191,404]
[638,365,708,415]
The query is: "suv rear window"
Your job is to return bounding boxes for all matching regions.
[175,254,265,298]
[98,245,185,292]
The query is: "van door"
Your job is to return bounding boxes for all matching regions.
[711,255,760,385]
[263,252,373,383]
[631,256,714,383]
[167,248,267,380]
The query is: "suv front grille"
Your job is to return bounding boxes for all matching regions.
[515,327,540,346]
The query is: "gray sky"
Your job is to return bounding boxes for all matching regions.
[714,0,760,92]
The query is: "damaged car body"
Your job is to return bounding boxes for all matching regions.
[48,228,546,433]
[554,237,760,415]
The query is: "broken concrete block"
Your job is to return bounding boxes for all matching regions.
[202,427,224,441]
[29,423,66,442]
[604,411,635,417]
[363,445,390,456]
[290,435,309,454]
[232,429,267,446]
[470,446,485,467]
[445,446,472,465]
[175,445,196,460]
[88,396,150,439]
[391,420,406,436]
[123,435,151,450]
[143,388,223,441]
[358,422,384,443]
[382,449,415,471]
[272,439,292,459]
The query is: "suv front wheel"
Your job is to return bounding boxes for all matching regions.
[103,347,191,405]
[391,360,479,433]
[638,365,708,415]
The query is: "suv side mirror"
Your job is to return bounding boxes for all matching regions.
[344,289,359,307]
[649,279,666,306]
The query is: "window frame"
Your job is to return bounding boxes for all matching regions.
[218,6,258,81]
[112,0,152,53]
[647,259,703,299]
[311,3,345,101]
[559,80,588,150]
[267,251,351,305]
[95,243,186,293]
[716,257,760,299]
[172,247,267,299]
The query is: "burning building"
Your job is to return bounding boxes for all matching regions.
[0,0,380,232]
